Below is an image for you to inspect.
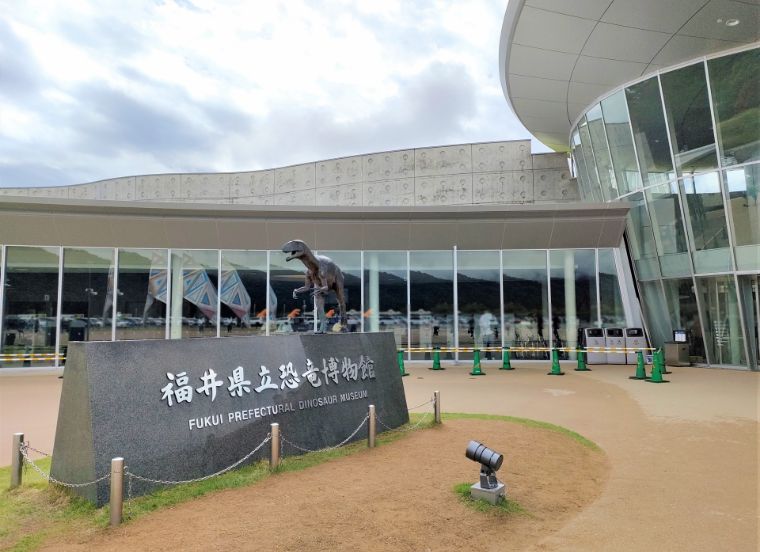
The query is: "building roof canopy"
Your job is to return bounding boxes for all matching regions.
[500,0,760,151]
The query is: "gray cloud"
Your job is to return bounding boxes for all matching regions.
[0,20,42,101]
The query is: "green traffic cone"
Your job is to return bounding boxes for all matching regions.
[470,349,486,376]
[500,347,514,370]
[397,350,409,377]
[547,348,565,375]
[574,350,590,371]
[430,347,444,370]
[659,349,672,374]
[646,350,669,383]
[629,350,647,380]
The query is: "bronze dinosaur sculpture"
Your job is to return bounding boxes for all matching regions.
[281,239,347,333]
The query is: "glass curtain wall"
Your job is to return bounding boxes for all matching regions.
[1,247,60,367]
[169,250,219,339]
[549,250,596,358]
[696,275,745,366]
[680,172,732,273]
[363,251,408,349]
[725,165,760,270]
[662,278,706,363]
[409,251,453,360]
[59,248,114,359]
[645,182,691,276]
[457,251,501,360]
[598,250,626,326]
[219,250,267,336]
[601,91,642,195]
[502,250,548,359]
[116,249,167,340]
[586,104,618,200]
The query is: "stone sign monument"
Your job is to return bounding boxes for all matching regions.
[51,332,408,505]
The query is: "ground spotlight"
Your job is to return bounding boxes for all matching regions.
[465,440,506,504]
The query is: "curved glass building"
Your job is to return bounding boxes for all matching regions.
[501,1,759,368]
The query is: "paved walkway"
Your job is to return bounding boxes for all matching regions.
[1,362,758,550]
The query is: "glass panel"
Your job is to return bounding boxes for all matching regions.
[725,164,760,247]
[116,249,168,340]
[169,250,219,338]
[644,182,691,277]
[571,129,598,201]
[503,250,548,359]
[317,251,361,333]
[625,77,675,185]
[270,249,314,334]
[1,246,59,368]
[660,62,718,174]
[708,48,760,166]
[662,278,706,363]
[735,245,760,272]
[587,103,618,200]
[696,275,746,365]
[625,192,660,280]
[363,251,408,349]
[601,90,642,194]
[457,251,501,360]
[60,248,114,361]
[578,117,602,197]
[639,280,671,348]
[219,250,267,337]
[680,172,732,272]
[598,249,626,326]
[737,275,758,369]
[410,251,453,360]
[549,250,595,358]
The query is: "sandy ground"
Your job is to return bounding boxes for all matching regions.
[1,361,758,551]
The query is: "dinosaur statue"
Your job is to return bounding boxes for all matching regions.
[281,239,347,333]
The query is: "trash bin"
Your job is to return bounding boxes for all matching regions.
[624,328,647,364]
[604,328,626,364]
[583,328,607,364]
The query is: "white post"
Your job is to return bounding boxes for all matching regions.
[434,391,441,424]
[270,423,280,469]
[10,433,23,489]
[368,405,376,448]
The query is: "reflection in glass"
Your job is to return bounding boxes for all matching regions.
[363,251,408,349]
[503,250,548,359]
[601,90,642,195]
[170,250,219,339]
[410,251,453,360]
[680,172,731,272]
[270,250,314,334]
[578,117,602,196]
[457,251,501,360]
[317,251,361,333]
[645,182,691,277]
[219,251,267,337]
[625,193,660,280]
[708,48,760,166]
[572,129,598,201]
[549,250,595,358]
[60,248,114,360]
[625,77,675,185]
[598,250,626,326]
[639,280,670,348]
[116,249,167,340]
[586,104,618,200]
[696,275,745,365]
[662,278,705,363]
[660,62,718,174]
[725,165,760,270]
[1,246,60,368]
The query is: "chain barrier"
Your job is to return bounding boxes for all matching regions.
[281,415,369,454]
[407,396,435,411]
[375,410,433,432]
[21,443,51,457]
[18,443,111,488]
[125,433,271,487]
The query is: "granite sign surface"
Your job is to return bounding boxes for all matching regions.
[50,332,408,505]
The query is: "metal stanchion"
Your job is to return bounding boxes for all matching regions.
[10,433,23,490]
[109,457,124,526]
[270,423,280,469]
[433,391,441,424]
[368,405,376,448]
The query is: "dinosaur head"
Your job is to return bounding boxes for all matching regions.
[281,239,307,262]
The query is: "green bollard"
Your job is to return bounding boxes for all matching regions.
[547,348,565,375]
[398,350,409,377]
[470,349,486,376]
[500,347,514,370]
[646,350,669,383]
[629,350,647,380]
[574,350,590,371]
[430,347,444,370]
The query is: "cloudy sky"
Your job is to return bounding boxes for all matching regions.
[0,0,544,189]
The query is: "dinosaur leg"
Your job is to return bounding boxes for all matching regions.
[335,285,348,332]
[314,292,327,333]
